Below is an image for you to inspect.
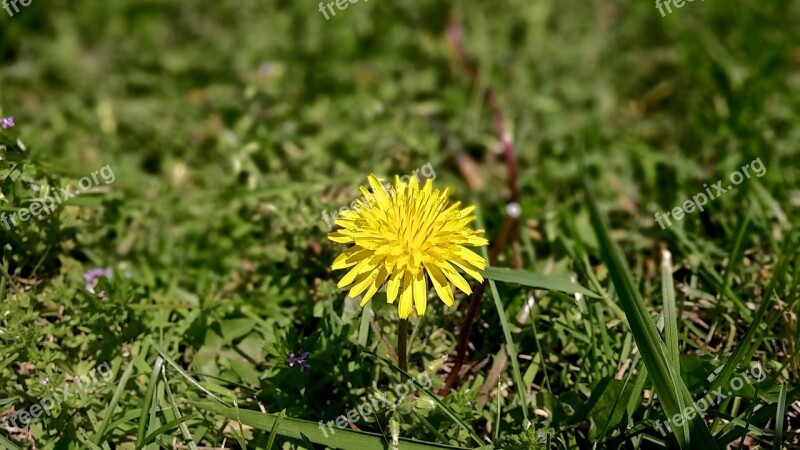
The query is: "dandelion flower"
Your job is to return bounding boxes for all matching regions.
[329,175,488,319]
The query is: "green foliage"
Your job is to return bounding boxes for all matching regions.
[492,427,551,450]
[1,0,799,448]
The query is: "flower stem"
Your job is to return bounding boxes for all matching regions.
[398,319,409,371]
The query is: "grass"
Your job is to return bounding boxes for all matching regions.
[1,0,799,448]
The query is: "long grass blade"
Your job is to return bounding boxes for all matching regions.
[137,356,164,445]
[661,249,680,369]
[773,382,787,450]
[584,179,717,449]
[94,361,136,445]
[482,267,598,298]
[191,400,468,450]
[266,409,287,450]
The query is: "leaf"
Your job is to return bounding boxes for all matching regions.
[482,267,598,298]
[190,400,469,450]
[137,356,165,445]
[266,409,286,450]
[584,180,717,449]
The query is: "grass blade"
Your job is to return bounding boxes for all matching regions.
[661,249,680,369]
[584,180,717,449]
[94,361,136,445]
[773,382,787,450]
[0,433,22,450]
[136,415,199,450]
[137,356,164,445]
[476,206,530,424]
[191,400,468,450]
[482,267,598,298]
[486,277,529,423]
[266,409,287,450]
[151,339,230,405]
[162,366,200,450]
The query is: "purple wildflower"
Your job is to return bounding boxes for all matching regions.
[287,350,310,372]
[84,267,112,298]
[1,117,14,129]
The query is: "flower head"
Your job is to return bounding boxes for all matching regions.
[288,350,310,372]
[84,267,112,298]
[1,117,14,129]
[329,175,488,319]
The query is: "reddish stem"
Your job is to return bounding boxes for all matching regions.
[439,15,523,395]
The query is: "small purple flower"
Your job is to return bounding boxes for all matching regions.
[288,350,310,372]
[84,267,112,298]
[1,117,14,129]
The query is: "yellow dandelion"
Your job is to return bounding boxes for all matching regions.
[329,174,489,319]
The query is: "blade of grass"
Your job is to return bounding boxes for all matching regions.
[584,179,717,449]
[722,216,750,287]
[773,382,787,450]
[93,360,136,445]
[661,249,680,369]
[482,267,598,298]
[476,206,530,424]
[150,339,230,406]
[735,385,759,450]
[266,409,287,450]
[358,301,372,347]
[137,356,164,445]
[162,366,200,450]
[191,400,468,450]
[487,277,530,423]
[232,398,249,449]
[413,410,449,444]
[136,415,199,450]
[0,433,22,450]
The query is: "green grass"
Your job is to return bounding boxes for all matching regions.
[1,0,799,448]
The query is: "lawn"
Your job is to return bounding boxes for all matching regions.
[1,0,798,449]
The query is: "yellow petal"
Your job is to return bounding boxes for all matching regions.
[451,260,484,283]
[439,261,473,295]
[386,270,402,304]
[398,271,414,319]
[331,246,371,270]
[337,257,375,288]
[328,231,353,244]
[359,266,388,306]
[348,271,376,298]
[412,270,427,316]
[361,267,389,306]
[426,264,455,307]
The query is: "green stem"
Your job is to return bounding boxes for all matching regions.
[398,319,409,371]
